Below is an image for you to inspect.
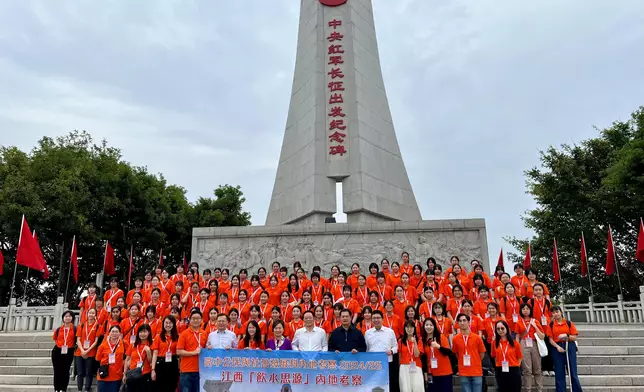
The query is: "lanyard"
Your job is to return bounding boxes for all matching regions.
[228,323,235,332]
[258,303,268,318]
[385,314,392,328]
[275,338,283,350]
[501,341,509,362]
[86,295,95,310]
[107,289,119,303]
[136,344,147,363]
[62,326,70,344]
[160,280,170,291]
[407,341,415,358]
[85,322,97,340]
[356,287,367,304]
[231,288,238,300]
[290,292,298,302]
[312,285,321,300]
[536,298,546,315]
[163,337,173,356]
[192,331,201,346]
[456,299,463,316]
[523,318,532,336]
[377,285,386,303]
[250,288,261,301]
[220,304,228,314]
[107,339,119,352]
[208,322,217,333]
[507,297,517,314]
[463,334,470,355]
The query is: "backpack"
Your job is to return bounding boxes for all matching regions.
[54,326,77,348]
[549,319,578,352]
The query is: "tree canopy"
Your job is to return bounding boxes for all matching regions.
[0,131,251,306]
[508,106,644,302]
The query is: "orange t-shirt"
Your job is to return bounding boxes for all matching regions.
[96,339,126,382]
[237,339,266,350]
[346,274,362,291]
[103,288,124,310]
[383,313,402,338]
[424,335,453,376]
[53,325,76,349]
[177,329,207,373]
[354,286,370,307]
[473,299,494,318]
[340,298,362,316]
[520,281,551,299]
[451,332,486,377]
[499,295,522,330]
[398,338,423,366]
[392,299,411,320]
[374,284,394,303]
[432,317,453,339]
[548,319,578,343]
[387,273,402,288]
[401,286,418,304]
[482,315,505,343]
[446,298,465,319]
[218,280,232,294]
[152,334,177,357]
[492,339,523,367]
[74,321,100,357]
[510,275,529,296]
[529,298,552,325]
[226,287,241,304]
[120,317,143,349]
[247,287,263,304]
[242,319,268,337]
[126,290,147,306]
[127,342,152,375]
[419,300,436,320]
[79,294,98,323]
[453,314,484,335]
[266,287,282,306]
[514,318,544,340]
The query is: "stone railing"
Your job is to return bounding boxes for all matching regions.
[0,296,69,332]
[563,285,644,324]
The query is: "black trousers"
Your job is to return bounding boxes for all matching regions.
[51,346,75,391]
[541,339,554,372]
[495,366,522,392]
[154,356,180,392]
[127,372,151,392]
[75,355,96,391]
[389,353,400,392]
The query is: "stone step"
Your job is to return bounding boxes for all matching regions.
[0,358,50,366]
[578,355,644,365]
[0,349,50,358]
[577,337,644,346]
[0,334,51,343]
[578,364,644,375]
[576,329,644,338]
[0,366,51,376]
[0,343,52,350]
[579,346,644,355]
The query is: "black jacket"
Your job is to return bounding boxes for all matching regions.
[328,325,367,352]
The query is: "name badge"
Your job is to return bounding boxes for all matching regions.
[512,314,518,323]
[61,345,68,354]
[430,358,438,369]
[137,361,143,368]
[485,313,490,319]
[107,305,112,312]
[108,353,116,364]
[84,340,91,349]
[525,337,533,347]
[165,351,172,362]
[409,361,417,373]
[541,316,547,325]
[314,301,319,306]
[463,355,471,367]
[130,335,136,344]
[502,360,509,372]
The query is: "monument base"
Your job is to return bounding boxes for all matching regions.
[192,219,489,274]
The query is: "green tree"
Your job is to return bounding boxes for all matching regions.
[0,131,251,306]
[508,107,644,302]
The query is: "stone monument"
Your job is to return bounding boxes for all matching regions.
[193,0,489,273]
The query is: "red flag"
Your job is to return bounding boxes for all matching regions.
[636,218,644,263]
[523,242,531,269]
[128,245,134,285]
[580,234,588,277]
[104,241,115,276]
[0,247,4,275]
[605,226,616,275]
[552,239,560,282]
[183,253,188,271]
[16,217,47,276]
[497,248,504,269]
[31,229,49,279]
[159,248,163,267]
[70,236,79,284]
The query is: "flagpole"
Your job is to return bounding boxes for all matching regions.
[21,269,29,304]
[64,236,74,304]
[582,232,594,298]
[9,215,25,302]
[610,226,624,298]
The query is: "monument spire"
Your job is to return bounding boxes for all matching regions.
[266,0,422,225]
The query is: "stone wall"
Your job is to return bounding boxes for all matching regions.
[192,219,489,274]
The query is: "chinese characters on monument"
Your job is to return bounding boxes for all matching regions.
[327,18,347,157]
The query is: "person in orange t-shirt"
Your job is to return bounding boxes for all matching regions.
[446,285,466,320]
[473,287,494,318]
[392,286,411,321]
[494,273,511,300]
[451,314,487,384]
[52,311,76,392]
[528,284,552,327]
[143,305,162,338]
[499,283,522,332]
[346,263,362,291]
[491,319,523,391]
[399,252,413,275]
[96,325,126,388]
[124,323,153,388]
[309,273,326,306]
[177,310,208,392]
[548,306,582,392]
[373,272,393,304]
[511,264,529,296]
[431,302,453,341]
[104,278,124,312]
[237,320,266,350]
[388,262,403,288]
[79,284,99,324]
[398,320,424,391]
[409,264,426,292]
[338,285,361,324]
[151,316,180,391]
[383,300,402,339]
[421,318,453,387]
[522,268,551,300]
[74,308,100,392]
[419,286,437,321]
[516,303,546,392]
[366,263,380,289]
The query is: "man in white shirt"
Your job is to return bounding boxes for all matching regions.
[365,310,399,392]
[206,313,238,349]
[292,311,328,351]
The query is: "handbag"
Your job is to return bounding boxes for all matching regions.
[98,341,120,378]
[535,334,548,357]
[125,367,143,384]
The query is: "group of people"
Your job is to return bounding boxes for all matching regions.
[50,255,583,392]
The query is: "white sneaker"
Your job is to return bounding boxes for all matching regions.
[542,371,549,376]
[549,371,556,376]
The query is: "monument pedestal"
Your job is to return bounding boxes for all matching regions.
[193,219,488,273]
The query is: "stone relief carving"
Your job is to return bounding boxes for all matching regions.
[196,230,484,275]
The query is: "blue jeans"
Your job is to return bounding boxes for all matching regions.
[180,372,200,392]
[98,380,122,392]
[552,342,583,392]
[460,376,483,392]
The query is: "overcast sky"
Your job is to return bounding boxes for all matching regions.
[1,0,643,269]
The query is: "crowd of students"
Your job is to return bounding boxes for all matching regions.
[50,255,583,392]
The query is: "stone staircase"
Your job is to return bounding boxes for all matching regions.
[0,325,642,392]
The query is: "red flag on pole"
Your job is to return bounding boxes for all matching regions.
[0,247,4,275]
[523,242,531,269]
[159,248,163,267]
[605,226,616,275]
[552,239,560,282]
[16,217,47,276]
[636,218,644,263]
[128,244,134,286]
[497,248,504,269]
[31,229,49,279]
[104,241,115,276]
[183,253,188,271]
[580,234,588,277]
[70,236,79,284]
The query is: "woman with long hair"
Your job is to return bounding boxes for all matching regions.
[248,275,264,304]
[52,310,76,392]
[421,318,453,392]
[399,320,424,392]
[265,320,292,351]
[383,300,402,339]
[124,323,153,392]
[313,305,330,333]
[75,308,100,392]
[493,320,523,392]
[203,308,219,334]
[238,320,265,349]
[357,306,373,334]
[151,316,180,392]
[96,325,125,392]
[516,303,545,392]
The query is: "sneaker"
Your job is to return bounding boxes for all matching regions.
[542,371,549,376]
[549,371,556,376]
